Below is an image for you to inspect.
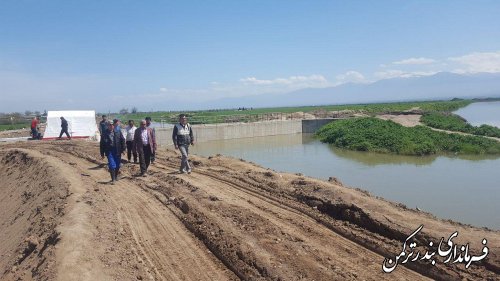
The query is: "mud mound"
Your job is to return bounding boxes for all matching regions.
[0,149,70,280]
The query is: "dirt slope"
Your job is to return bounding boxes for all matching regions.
[0,149,69,280]
[0,140,498,280]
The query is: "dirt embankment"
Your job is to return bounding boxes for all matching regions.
[0,149,70,280]
[0,140,499,280]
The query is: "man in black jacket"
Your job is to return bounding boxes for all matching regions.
[100,121,126,184]
[145,117,156,164]
[58,117,71,139]
[99,115,108,135]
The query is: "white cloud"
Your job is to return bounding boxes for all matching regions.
[240,75,328,87]
[448,51,500,73]
[393,57,436,65]
[159,87,167,92]
[374,70,405,79]
[374,70,438,80]
[335,71,366,84]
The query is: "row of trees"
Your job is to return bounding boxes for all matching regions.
[119,107,138,115]
[2,107,141,119]
[0,110,46,117]
[0,111,46,125]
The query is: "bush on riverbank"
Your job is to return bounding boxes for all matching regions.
[421,112,500,138]
[316,118,500,155]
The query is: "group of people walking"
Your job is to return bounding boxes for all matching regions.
[99,114,194,184]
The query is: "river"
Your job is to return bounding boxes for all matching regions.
[454,101,500,128]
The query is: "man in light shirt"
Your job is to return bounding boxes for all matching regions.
[133,120,156,176]
[125,120,137,163]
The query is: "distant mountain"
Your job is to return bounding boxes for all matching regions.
[200,72,500,109]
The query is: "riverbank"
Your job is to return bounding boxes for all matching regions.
[316,117,500,155]
[421,112,500,138]
[0,140,498,280]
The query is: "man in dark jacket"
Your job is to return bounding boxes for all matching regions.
[145,117,156,164]
[58,117,71,139]
[100,121,126,184]
[99,115,108,135]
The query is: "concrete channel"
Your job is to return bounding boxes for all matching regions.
[155,118,341,147]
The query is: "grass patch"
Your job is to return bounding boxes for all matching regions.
[316,117,500,156]
[421,112,500,138]
[0,123,30,131]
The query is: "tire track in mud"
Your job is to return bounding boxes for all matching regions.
[186,167,493,281]
[107,178,237,281]
[25,145,238,281]
[152,157,491,281]
[147,161,430,280]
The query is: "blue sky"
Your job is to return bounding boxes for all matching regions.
[1,1,500,112]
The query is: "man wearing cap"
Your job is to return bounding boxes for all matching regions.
[172,114,194,174]
[100,121,126,184]
[145,117,157,164]
[134,120,156,176]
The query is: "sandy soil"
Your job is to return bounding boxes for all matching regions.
[0,140,498,280]
[376,114,423,127]
[0,129,31,139]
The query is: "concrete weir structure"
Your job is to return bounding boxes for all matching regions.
[155,118,339,146]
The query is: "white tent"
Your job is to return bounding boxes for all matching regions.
[43,110,98,140]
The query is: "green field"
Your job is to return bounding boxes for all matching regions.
[0,123,30,131]
[316,117,500,156]
[421,112,500,138]
[112,99,473,125]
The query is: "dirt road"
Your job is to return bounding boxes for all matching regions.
[1,141,498,280]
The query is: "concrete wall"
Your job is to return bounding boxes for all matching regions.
[155,118,338,146]
[301,119,337,134]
